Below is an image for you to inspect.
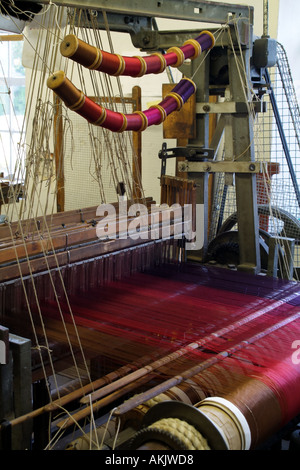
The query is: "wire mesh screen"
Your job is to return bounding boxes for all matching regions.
[63,97,136,211]
[209,42,300,272]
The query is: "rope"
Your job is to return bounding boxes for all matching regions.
[148,418,210,450]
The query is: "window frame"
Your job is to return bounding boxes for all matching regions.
[0,33,25,178]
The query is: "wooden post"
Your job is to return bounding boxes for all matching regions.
[54,94,65,212]
[132,86,142,200]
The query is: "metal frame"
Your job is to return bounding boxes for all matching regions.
[227,40,261,273]
[22,0,262,273]
[0,332,32,450]
[24,0,254,25]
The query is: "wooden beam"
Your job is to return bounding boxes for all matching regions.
[0,35,23,41]
[53,95,65,212]
[132,86,142,200]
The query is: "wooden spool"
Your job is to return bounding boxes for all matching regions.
[197,397,251,450]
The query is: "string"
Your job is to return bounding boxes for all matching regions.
[99,407,118,450]
[0,4,153,429]
[112,416,121,450]
[102,10,144,201]
[43,402,100,450]
[88,393,100,450]
[0,5,93,399]
[191,26,227,81]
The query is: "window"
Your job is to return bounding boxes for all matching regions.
[0,34,25,178]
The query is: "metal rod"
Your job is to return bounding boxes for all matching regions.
[263,0,269,37]
[22,0,254,25]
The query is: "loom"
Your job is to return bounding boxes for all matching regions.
[0,0,300,453]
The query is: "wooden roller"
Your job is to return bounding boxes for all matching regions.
[60,34,102,70]
[47,70,84,109]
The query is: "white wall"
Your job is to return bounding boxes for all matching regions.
[277,0,300,102]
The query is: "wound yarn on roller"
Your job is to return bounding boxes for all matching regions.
[47,72,196,132]
[59,30,215,77]
[47,30,216,132]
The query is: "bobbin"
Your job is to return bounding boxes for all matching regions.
[197,397,251,450]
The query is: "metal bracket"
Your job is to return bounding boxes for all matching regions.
[73,10,153,35]
[178,160,262,174]
[158,143,214,176]
[159,143,214,161]
[196,101,266,115]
